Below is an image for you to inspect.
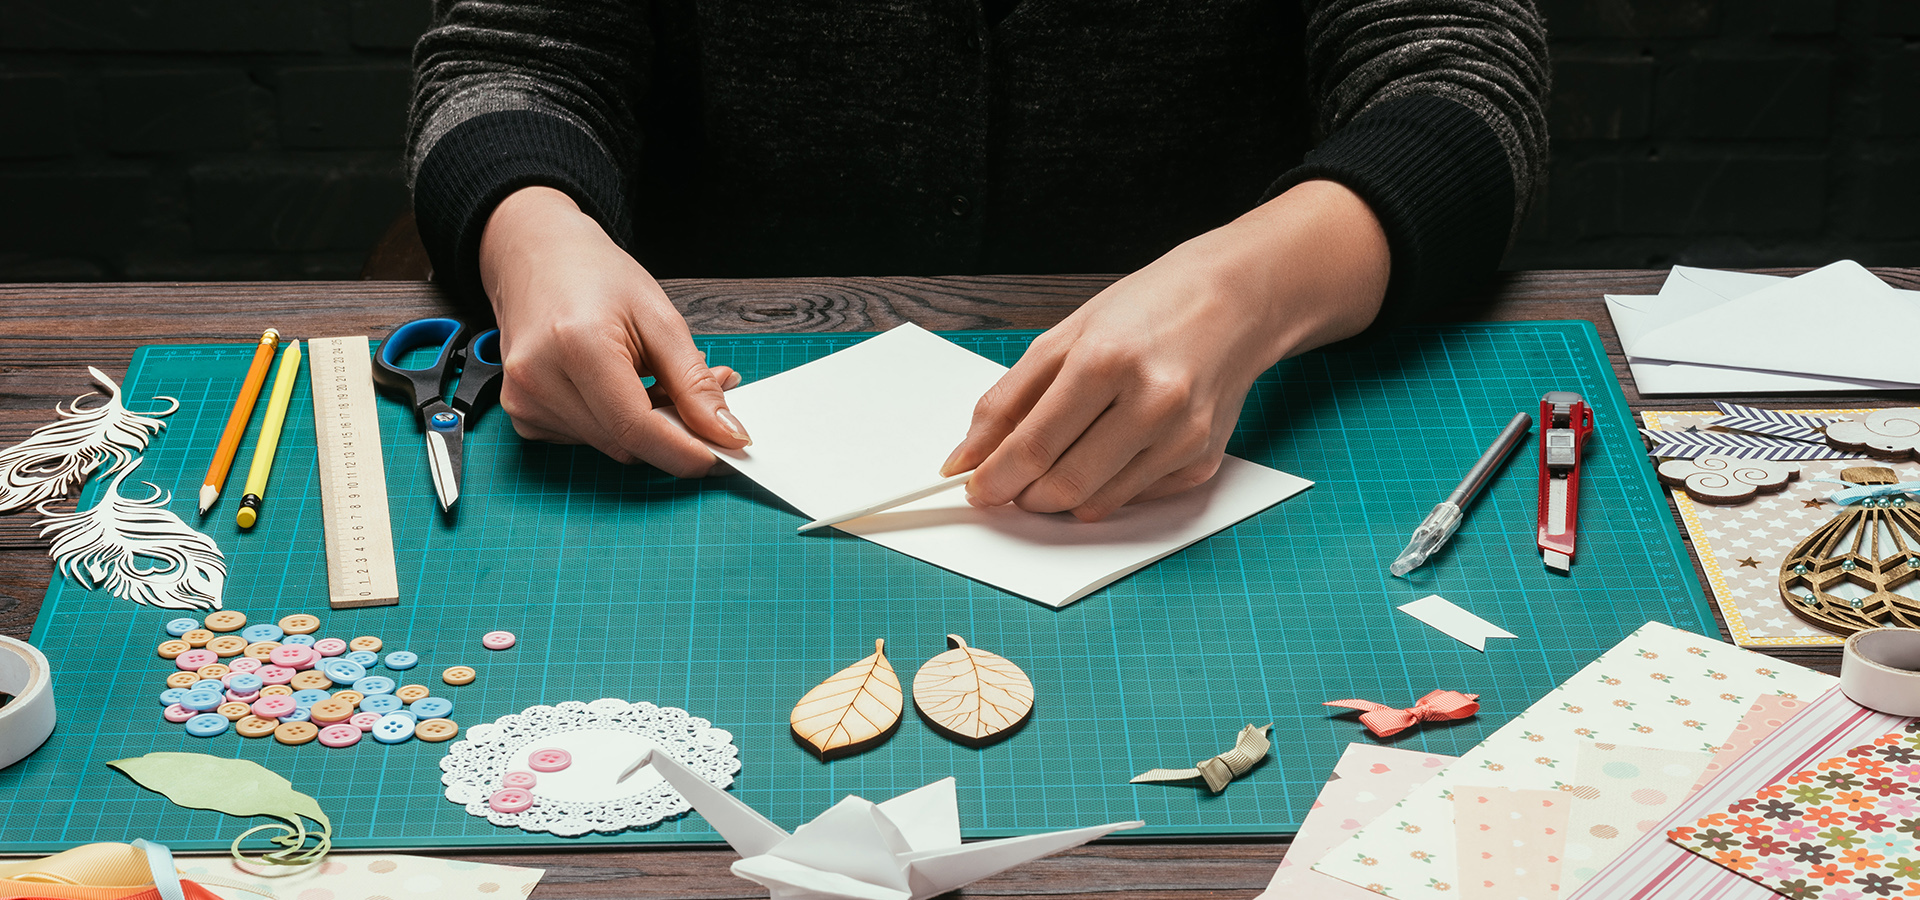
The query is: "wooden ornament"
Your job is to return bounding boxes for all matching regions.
[912,635,1034,747]
[790,638,902,760]
[1778,466,1920,635]
[1656,455,1800,504]
[1827,409,1920,460]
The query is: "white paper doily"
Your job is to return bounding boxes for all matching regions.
[440,698,740,836]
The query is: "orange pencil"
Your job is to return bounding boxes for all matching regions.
[198,328,281,514]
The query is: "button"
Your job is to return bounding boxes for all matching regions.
[349,636,383,653]
[318,724,362,748]
[278,614,320,634]
[162,703,196,723]
[274,721,319,745]
[352,675,395,696]
[441,666,475,686]
[241,624,284,643]
[226,672,263,694]
[503,771,537,789]
[185,713,230,737]
[195,664,229,680]
[243,641,281,661]
[349,712,382,731]
[410,697,453,719]
[309,699,355,724]
[359,693,402,715]
[331,690,364,708]
[321,659,367,683]
[157,640,190,659]
[290,671,334,692]
[949,194,971,217]
[415,719,459,742]
[181,688,224,711]
[175,649,217,671]
[481,631,516,651]
[269,645,315,669]
[165,672,197,689]
[191,679,225,693]
[225,690,261,704]
[528,748,572,772]
[371,714,416,744]
[227,657,262,674]
[164,617,200,637]
[384,709,419,721]
[205,610,247,632]
[312,638,348,657]
[251,696,296,719]
[235,715,279,738]
[281,634,316,647]
[159,688,188,706]
[259,684,293,697]
[488,788,534,813]
[180,629,215,648]
[216,702,252,721]
[344,650,380,669]
[396,684,431,702]
[291,689,331,708]
[206,635,248,657]
[384,651,418,670]
[282,707,311,722]
[255,665,295,685]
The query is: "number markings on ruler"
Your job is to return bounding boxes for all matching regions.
[309,336,400,609]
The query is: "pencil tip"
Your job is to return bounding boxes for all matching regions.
[198,484,217,514]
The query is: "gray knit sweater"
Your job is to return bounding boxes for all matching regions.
[409,0,1548,313]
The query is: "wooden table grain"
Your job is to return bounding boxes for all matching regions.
[2,269,1917,898]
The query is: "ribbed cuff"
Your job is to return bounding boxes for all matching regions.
[1267,93,1513,320]
[412,110,630,309]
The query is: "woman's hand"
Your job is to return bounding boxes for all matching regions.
[941,179,1391,520]
[478,186,750,476]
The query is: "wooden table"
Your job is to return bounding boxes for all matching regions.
[3,269,1917,898]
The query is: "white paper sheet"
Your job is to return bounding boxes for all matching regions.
[704,324,1314,607]
[1396,594,1516,651]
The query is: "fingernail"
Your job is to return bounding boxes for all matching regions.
[716,408,751,445]
[723,371,742,389]
[940,447,966,477]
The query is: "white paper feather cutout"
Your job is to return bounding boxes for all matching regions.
[0,367,178,513]
[37,461,225,609]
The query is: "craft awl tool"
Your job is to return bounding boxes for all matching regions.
[1536,390,1594,574]
[1390,411,1532,577]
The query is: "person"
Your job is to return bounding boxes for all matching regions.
[408,0,1548,521]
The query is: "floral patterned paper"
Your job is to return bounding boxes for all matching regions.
[1669,725,1920,899]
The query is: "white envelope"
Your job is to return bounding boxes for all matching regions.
[1603,260,1920,395]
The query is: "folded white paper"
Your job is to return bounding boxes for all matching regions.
[1396,594,1516,651]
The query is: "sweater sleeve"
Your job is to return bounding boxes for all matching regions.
[407,0,649,307]
[1270,0,1550,315]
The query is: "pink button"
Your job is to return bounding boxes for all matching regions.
[269,645,314,669]
[528,748,571,772]
[174,649,217,671]
[318,724,362,748]
[481,631,517,651]
[255,665,295,685]
[227,657,262,674]
[162,703,196,723]
[502,771,538,789]
[313,638,348,657]
[349,712,382,731]
[251,696,296,719]
[488,788,534,813]
[226,690,261,704]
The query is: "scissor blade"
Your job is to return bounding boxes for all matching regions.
[425,430,461,511]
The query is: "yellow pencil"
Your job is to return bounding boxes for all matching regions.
[236,340,301,529]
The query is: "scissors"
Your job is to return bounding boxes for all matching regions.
[373,318,504,512]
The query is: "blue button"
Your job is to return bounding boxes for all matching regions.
[191,679,225,693]
[282,707,311,722]
[282,634,316,647]
[384,708,419,721]
[370,714,415,744]
[320,659,367,683]
[359,693,403,714]
[291,689,331,708]
[164,617,200,636]
[383,651,418,670]
[352,675,395,696]
[344,650,380,669]
[160,688,188,706]
[180,689,224,711]
[185,713,230,737]
[227,672,263,694]
[409,697,453,719]
[241,624,284,643]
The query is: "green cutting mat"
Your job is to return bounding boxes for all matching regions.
[1,323,1711,852]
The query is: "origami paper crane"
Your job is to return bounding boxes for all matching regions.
[633,748,1142,900]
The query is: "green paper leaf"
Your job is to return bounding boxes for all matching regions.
[108,752,332,866]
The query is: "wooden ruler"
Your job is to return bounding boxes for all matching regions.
[308,336,400,608]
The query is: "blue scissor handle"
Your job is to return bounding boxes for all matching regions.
[450,329,503,418]
[374,318,467,414]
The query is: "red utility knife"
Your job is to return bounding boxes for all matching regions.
[1536,390,1594,573]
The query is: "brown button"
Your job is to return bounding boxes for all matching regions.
[309,699,355,724]
[259,684,293,697]
[396,684,431,702]
[157,640,190,659]
[442,666,476,686]
[180,629,215,648]
[331,690,364,709]
[206,635,248,657]
[278,614,321,635]
[166,671,198,689]
[349,636,382,653]
[274,721,319,745]
[243,641,281,661]
[205,610,247,632]
[415,718,459,742]
[195,664,230,680]
[290,671,334,691]
[235,715,280,738]
[216,702,252,721]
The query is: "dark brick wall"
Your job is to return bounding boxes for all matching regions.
[0,0,1911,281]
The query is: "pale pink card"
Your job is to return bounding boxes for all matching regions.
[1257,743,1455,900]
[1453,787,1569,900]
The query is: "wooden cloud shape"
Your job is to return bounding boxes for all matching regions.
[1827,408,1920,460]
[1656,455,1800,504]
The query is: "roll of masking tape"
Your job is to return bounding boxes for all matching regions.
[0,634,55,769]
[1840,628,1920,717]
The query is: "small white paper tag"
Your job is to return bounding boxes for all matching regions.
[1397,595,1517,651]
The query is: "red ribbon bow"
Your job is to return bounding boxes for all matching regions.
[1324,689,1480,737]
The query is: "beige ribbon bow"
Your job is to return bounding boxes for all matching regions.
[1129,723,1272,793]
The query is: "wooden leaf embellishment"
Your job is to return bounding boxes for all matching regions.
[790,638,902,760]
[913,635,1034,747]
